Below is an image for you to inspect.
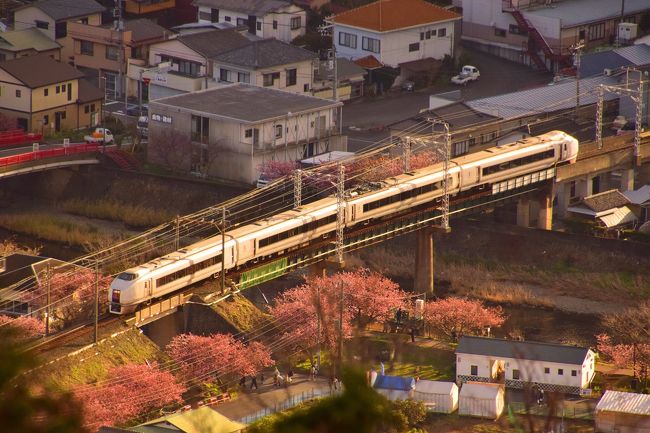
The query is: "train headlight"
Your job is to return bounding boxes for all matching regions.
[111,289,121,303]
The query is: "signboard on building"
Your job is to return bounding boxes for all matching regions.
[151,113,172,124]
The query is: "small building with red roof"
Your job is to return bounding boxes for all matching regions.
[328,0,460,68]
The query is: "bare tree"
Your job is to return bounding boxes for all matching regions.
[148,128,191,173]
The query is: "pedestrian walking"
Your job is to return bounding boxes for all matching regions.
[287,368,294,384]
[310,365,316,380]
[239,376,246,388]
[260,372,265,385]
[380,361,385,376]
[333,377,340,391]
[328,376,334,393]
[250,376,258,390]
[410,328,416,343]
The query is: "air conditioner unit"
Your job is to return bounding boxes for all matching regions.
[618,22,638,42]
[604,68,614,76]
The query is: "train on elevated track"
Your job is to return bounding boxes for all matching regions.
[109,131,578,314]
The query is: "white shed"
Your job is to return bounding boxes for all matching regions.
[413,380,458,413]
[459,382,505,420]
[596,390,650,433]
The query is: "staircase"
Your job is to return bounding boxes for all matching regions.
[105,149,141,170]
[509,9,572,71]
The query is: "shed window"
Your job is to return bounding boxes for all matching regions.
[571,370,577,377]
[512,369,520,380]
[544,367,550,374]
[470,365,478,376]
[558,369,564,375]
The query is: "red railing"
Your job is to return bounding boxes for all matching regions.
[0,143,100,168]
[0,129,43,148]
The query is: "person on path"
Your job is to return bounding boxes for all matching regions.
[380,362,385,376]
[310,365,316,380]
[260,372,265,385]
[333,377,340,391]
[250,376,258,390]
[287,368,294,384]
[273,367,280,386]
[410,328,416,343]
[239,376,246,388]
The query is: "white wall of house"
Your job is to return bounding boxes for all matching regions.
[0,70,31,113]
[456,352,595,389]
[148,39,211,92]
[214,59,314,94]
[196,5,305,43]
[334,20,456,68]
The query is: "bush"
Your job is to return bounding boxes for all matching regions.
[391,399,426,430]
[59,198,174,228]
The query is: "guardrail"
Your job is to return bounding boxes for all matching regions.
[0,143,100,167]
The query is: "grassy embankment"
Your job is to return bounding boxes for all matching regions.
[0,212,121,247]
[59,198,175,228]
[37,328,167,390]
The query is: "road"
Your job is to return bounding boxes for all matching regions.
[343,46,552,152]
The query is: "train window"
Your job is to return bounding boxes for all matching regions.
[259,214,336,248]
[156,253,223,287]
[482,149,554,176]
[362,182,441,212]
[117,272,137,281]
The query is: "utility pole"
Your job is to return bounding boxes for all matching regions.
[293,169,302,208]
[335,163,345,264]
[45,261,50,337]
[94,259,99,344]
[331,46,338,101]
[221,206,227,294]
[114,0,126,107]
[401,137,412,172]
[175,215,180,250]
[571,42,585,119]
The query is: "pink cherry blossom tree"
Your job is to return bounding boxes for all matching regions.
[258,160,299,181]
[0,314,44,341]
[75,362,185,429]
[166,333,273,386]
[423,297,506,342]
[597,333,650,383]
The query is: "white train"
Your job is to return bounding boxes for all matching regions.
[109,131,578,314]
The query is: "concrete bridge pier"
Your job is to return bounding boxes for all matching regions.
[414,226,436,296]
[516,198,531,227]
[537,189,553,230]
[620,167,635,192]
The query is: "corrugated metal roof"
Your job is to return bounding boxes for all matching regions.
[596,390,650,415]
[373,375,415,391]
[457,336,590,365]
[599,206,637,228]
[466,76,618,120]
[525,0,650,28]
[460,382,502,399]
[415,380,457,395]
[615,44,650,66]
[623,185,650,205]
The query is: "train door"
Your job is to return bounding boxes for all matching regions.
[350,204,356,223]
[144,279,152,298]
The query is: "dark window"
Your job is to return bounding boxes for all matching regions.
[90,104,95,112]
[55,21,67,38]
[80,40,93,55]
[509,24,527,35]
[362,36,380,53]
[258,214,337,248]
[363,181,441,212]
[191,115,209,142]
[35,20,49,30]
[15,89,20,97]
[257,21,262,31]
[273,20,278,30]
[481,148,555,176]
[224,16,231,22]
[425,30,431,39]
[198,11,211,21]
[571,370,577,377]
[495,28,507,37]
[338,31,357,49]
[544,367,550,374]
[290,16,301,30]
[60,111,66,120]
[420,32,424,41]
[304,83,309,92]
[245,128,253,138]
[470,365,478,376]
[219,68,231,82]
[275,124,282,139]
[210,8,219,23]
[79,17,88,24]
[263,72,280,87]
[512,369,520,380]
[85,105,90,114]
[237,18,247,26]
[178,60,200,77]
[43,115,49,125]
[44,88,49,96]
[156,253,223,287]
[431,29,437,36]
[106,45,119,61]
[286,68,297,86]
[117,272,136,281]
[438,28,446,37]
[558,369,564,375]
[67,83,71,101]
[56,85,60,94]
[409,42,420,52]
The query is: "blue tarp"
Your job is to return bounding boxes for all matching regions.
[373,375,415,391]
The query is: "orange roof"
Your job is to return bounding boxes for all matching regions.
[354,55,383,69]
[332,0,460,32]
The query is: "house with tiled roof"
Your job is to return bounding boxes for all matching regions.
[0,28,61,61]
[328,0,461,68]
[0,54,104,133]
[193,0,306,43]
[14,0,105,42]
[567,189,638,232]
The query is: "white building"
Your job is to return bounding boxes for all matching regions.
[413,380,459,413]
[456,336,596,395]
[147,84,345,184]
[194,0,306,43]
[596,390,650,433]
[458,382,505,420]
[329,0,461,68]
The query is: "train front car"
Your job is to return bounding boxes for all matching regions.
[549,130,579,164]
[109,270,142,314]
